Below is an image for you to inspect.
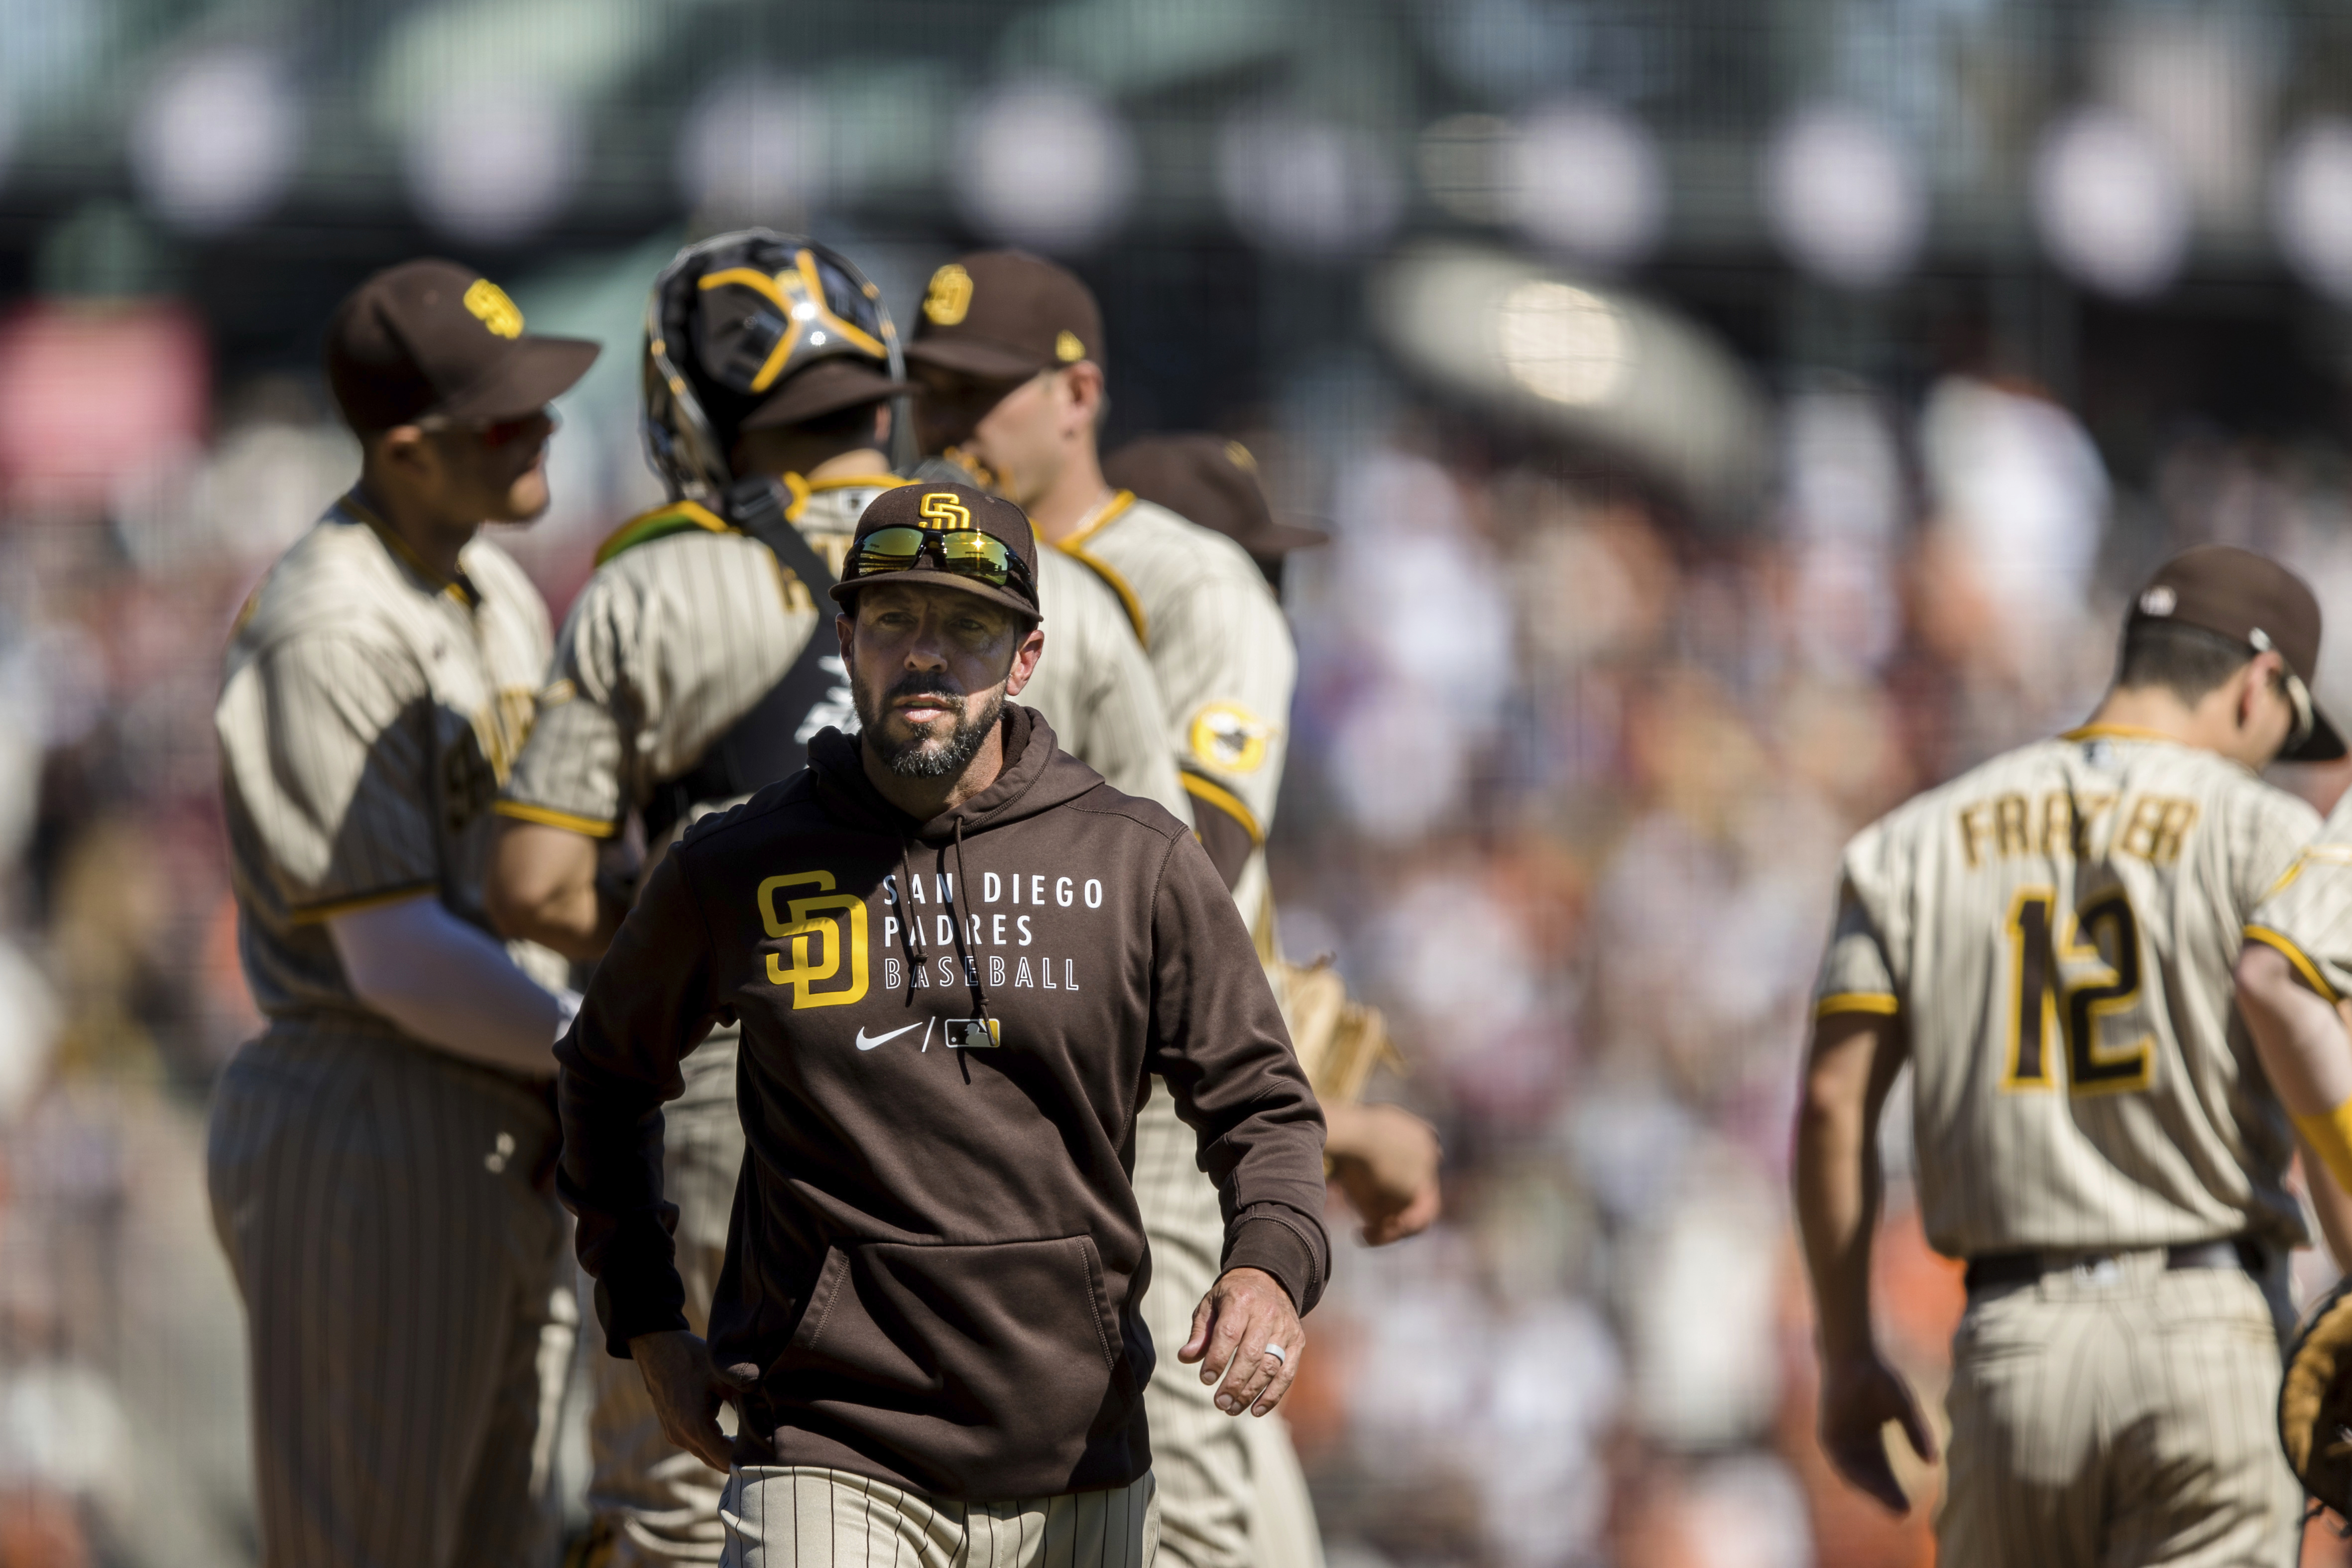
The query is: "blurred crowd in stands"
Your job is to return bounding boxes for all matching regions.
[2,319,2351,1568]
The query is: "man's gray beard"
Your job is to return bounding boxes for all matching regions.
[866,690,1005,779]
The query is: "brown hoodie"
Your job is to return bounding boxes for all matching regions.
[556,705,1329,1501]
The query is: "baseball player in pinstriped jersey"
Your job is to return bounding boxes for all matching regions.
[486,234,1188,1568]
[908,254,1441,1568]
[208,261,597,1568]
[1796,546,2351,1567]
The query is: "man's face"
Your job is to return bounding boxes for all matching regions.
[913,365,1062,506]
[422,409,558,523]
[842,581,1041,779]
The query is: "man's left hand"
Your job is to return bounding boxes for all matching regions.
[1180,1266,1303,1418]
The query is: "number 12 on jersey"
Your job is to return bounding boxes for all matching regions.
[2003,887,2154,1095]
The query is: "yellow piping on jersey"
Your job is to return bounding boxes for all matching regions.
[1054,490,1145,644]
[2246,925,2340,1004]
[2271,845,2352,902]
[288,881,437,925]
[785,472,910,524]
[492,799,620,840]
[594,500,730,567]
[2061,723,2184,744]
[807,473,909,492]
[1814,991,1901,1019]
[1181,771,1263,845]
[341,491,480,607]
[2292,1096,2352,1198]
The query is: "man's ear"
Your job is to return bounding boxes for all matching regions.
[371,425,436,483]
[836,610,857,664]
[1004,624,1046,698]
[1058,362,1105,435]
[2241,651,2284,728]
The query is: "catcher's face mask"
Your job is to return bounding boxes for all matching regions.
[641,231,911,504]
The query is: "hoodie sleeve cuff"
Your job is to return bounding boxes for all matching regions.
[593,1263,691,1357]
[1221,1216,1323,1316]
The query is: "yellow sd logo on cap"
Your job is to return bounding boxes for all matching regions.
[463,278,524,338]
[924,264,973,326]
[919,491,973,529]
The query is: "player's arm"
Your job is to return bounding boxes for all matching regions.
[487,819,623,963]
[2235,937,2352,1265]
[329,893,570,1076]
[1792,1005,1938,1514]
[1323,1101,1442,1245]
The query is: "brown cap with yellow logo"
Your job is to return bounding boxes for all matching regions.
[905,250,1104,382]
[830,481,1042,622]
[325,258,600,433]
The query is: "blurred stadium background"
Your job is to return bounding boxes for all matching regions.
[7,0,2352,1564]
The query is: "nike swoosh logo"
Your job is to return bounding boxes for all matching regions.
[854,1022,924,1052]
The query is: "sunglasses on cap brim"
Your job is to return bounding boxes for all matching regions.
[846,525,1036,596]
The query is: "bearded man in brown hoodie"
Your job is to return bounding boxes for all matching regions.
[556,480,1330,1568]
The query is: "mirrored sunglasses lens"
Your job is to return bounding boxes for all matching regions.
[936,533,1013,584]
[850,527,927,576]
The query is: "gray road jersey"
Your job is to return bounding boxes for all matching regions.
[1815,727,2320,1257]
[218,493,557,1029]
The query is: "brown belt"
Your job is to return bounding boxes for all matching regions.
[1963,1237,2261,1295]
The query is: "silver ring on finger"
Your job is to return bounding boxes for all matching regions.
[1261,1343,1287,1364]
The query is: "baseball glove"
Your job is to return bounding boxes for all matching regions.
[2281,1273,2352,1517]
[1265,954,1401,1106]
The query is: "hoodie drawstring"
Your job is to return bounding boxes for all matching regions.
[948,817,994,1035]
[895,836,923,1003]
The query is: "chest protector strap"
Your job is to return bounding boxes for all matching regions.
[642,477,849,842]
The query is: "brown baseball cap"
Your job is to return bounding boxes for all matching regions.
[1103,435,1326,568]
[325,258,599,433]
[906,251,1104,381]
[830,481,1042,622]
[2131,544,2344,761]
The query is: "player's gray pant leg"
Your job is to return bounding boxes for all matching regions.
[207,1025,568,1568]
[588,1042,743,1567]
[1938,1249,2302,1568]
[1133,1089,1256,1568]
[718,1467,1157,1568]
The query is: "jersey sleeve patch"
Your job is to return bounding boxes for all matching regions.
[1188,702,1275,775]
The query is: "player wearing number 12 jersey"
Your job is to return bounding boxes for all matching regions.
[1794,545,2344,1568]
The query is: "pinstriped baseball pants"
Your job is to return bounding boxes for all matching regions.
[1938,1248,2302,1568]
[1130,1088,1323,1568]
[207,1024,573,1568]
[718,1468,1157,1568]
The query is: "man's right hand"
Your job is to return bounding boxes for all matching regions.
[629,1329,755,1472]
[1817,1350,1937,1514]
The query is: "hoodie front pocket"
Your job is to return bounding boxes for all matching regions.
[773,1234,1135,1489]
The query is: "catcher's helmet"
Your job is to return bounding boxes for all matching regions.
[642,231,910,505]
